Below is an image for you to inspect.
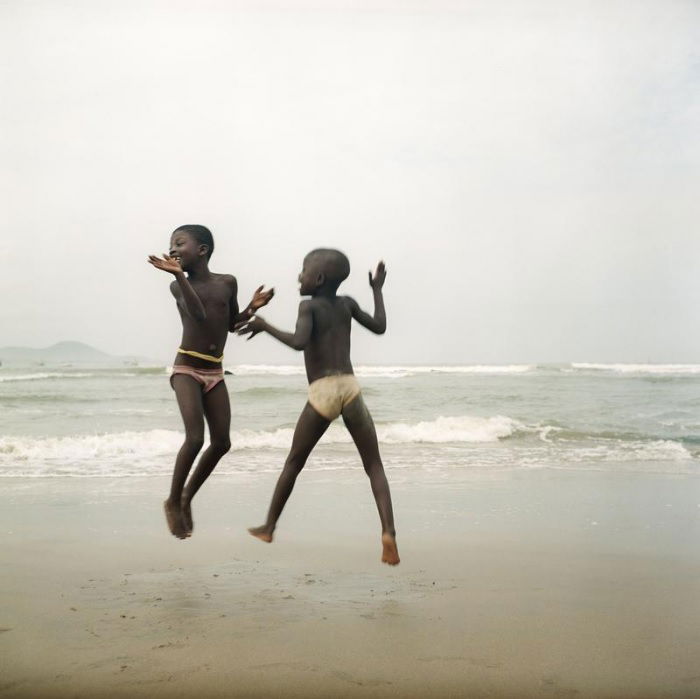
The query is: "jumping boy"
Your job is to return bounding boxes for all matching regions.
[148,225,273,539]
[236,249,399,565]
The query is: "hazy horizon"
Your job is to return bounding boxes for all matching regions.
[2,338,700,368]
[2,1,699,365]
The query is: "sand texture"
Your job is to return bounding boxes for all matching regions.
[1,469,700,698]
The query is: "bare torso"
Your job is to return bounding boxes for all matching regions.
[171,273,236,368]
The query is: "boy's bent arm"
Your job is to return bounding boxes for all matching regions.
[350,260,387,334]
[228,280,275,331]
[347,262,386,335]
[149,253,206,321]
[237,301,313,350]
[348,295,386,334]
[170,275,206,321]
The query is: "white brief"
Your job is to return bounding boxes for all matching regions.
[308,374,361,421]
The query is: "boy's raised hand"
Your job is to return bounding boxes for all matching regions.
[249,285,275,311]
[369,261,387,290]
[148,254,182,275]
[235,315,266,340]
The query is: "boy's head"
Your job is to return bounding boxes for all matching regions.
[169,225,214,269]
[299,248,350,295]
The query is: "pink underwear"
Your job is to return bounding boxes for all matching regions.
[170,365,225,394]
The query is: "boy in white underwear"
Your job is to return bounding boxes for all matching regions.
[148,225,273,539]
[236,249,399,565]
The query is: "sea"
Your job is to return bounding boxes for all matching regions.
[1,363,699,480]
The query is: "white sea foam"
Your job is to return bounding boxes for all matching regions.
[0,415,526,476]
[571,363,700,375]
[604,439,693,461]
[0,429,182,465]
[0,372,94,382]
[378,415,521,443]
[230,364,305,376]
[229,364,535,378]
[1,416,695,478]
[234,415,523,447]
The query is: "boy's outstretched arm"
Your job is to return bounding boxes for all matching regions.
[148,254,206,321]
[348,261,387,334]
[236,301,313,351]
[228,281,275,331]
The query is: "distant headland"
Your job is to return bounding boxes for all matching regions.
[0,341,160,367]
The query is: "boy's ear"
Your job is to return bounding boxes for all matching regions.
[198,244,209,258]
[315,272,325,287]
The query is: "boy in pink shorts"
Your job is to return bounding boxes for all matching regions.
[149,225,273,539]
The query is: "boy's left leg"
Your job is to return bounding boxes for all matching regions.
[341,395,399,565]
[181,381,231,535]
[249,402,330,542]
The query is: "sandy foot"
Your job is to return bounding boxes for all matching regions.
[248,525,273,543]
[163,500,187,539]
[381,533,400,565]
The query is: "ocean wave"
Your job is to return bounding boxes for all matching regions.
[229,364,535,378]
[378,415,522,442]
[570,363,700,376]
[554,439,695,463]
[0,415,524,474]
[231,364,305,376]
[0,372,95,383]
[1,414,695,478]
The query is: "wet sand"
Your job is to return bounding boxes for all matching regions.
[1,468,700,698]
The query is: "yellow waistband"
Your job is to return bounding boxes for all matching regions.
[177,348,224,363]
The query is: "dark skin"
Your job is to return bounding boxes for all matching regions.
[148,230,273,539]
[236,253,399,565]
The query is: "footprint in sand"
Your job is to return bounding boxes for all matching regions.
[331,670,392,687]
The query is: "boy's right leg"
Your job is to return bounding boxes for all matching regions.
[181,381,232,535]
[166,374,205,539]
[248,402,330,542]
[341,395,400,565]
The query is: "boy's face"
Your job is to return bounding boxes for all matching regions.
[169,231,206,271]
[298,256,322,296]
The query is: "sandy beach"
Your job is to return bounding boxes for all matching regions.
[2,468,699,698]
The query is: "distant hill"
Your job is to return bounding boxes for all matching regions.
[0,341,161,367]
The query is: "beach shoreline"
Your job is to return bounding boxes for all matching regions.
[2,468,699,698]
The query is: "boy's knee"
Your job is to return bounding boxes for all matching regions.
[211,437,231,454]
[363,460,384,476]
[185,434,205,452]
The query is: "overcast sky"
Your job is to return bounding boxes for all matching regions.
[1,0,699,365]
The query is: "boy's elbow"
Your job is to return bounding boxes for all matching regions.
[290,333,310,351]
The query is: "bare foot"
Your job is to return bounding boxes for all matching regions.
[181,499,193,537]
[163,499,187,539]
[381,533,400,565]
[248,525,273,543]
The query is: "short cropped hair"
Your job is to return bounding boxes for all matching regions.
[173,225,214,259]
[307,248,350,287]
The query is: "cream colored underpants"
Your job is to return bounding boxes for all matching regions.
[308,374,361,421]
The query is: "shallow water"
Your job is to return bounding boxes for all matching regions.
[1,362,699,478]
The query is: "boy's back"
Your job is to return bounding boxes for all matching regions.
[302,296,354,381]
[238,249,399,565]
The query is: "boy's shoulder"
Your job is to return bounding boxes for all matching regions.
[304,296,356,320]
[211,272,236,283]
[304,295,354,308]
[216,273,237,290]
[169,273,236,296]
